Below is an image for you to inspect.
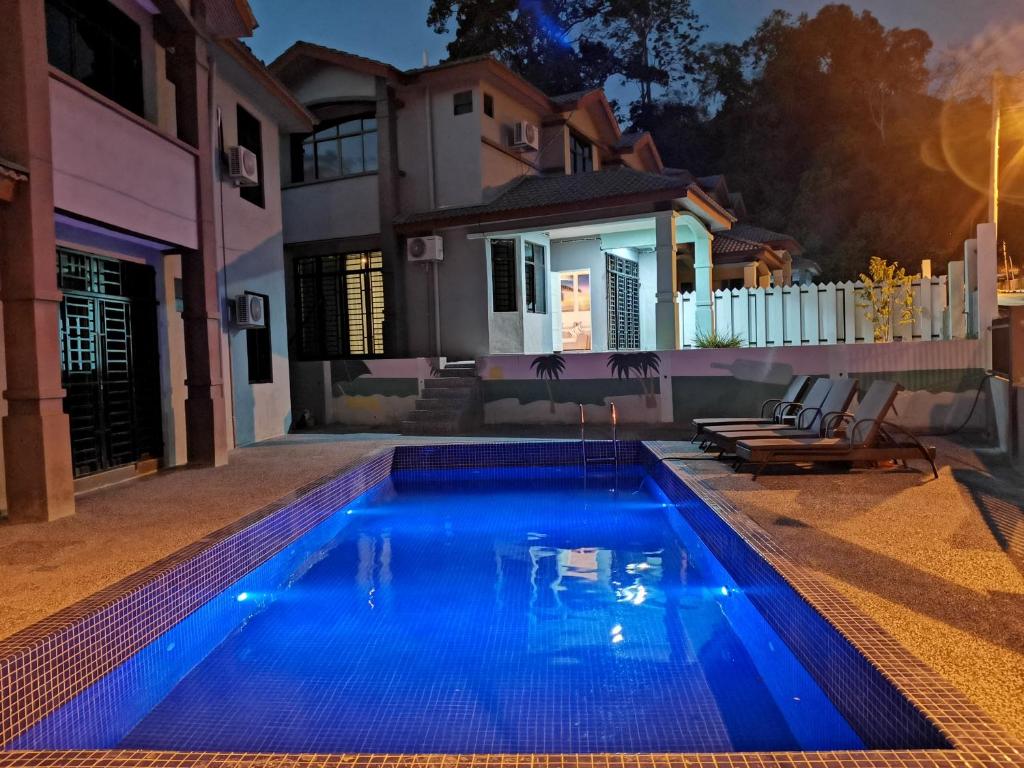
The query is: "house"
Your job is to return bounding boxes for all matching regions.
[270,43,799,377]
[0,0,312,521]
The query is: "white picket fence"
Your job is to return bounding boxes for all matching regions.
[678,276,958,348]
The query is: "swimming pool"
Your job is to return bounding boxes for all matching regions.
[2,441,1007,768]
[11,465,860,753]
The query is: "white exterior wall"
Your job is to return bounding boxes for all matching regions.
[282,175,380,243]
[439,229,491,359]
[550,239,608,352]
[212,65,293,446]
[430,84,485,208]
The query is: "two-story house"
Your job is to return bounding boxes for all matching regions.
[270,45,740,375]
[0,0,311,522]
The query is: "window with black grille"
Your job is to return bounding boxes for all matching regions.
[45,0,144,115]
[293,251,386,359]
[525,242,546,313]
[236,105,265,208]
[490,240,517,312]
[245,292,273,383]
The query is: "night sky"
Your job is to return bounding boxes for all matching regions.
[246,0,1024,73]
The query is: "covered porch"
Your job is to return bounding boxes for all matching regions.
[471,207,728,355]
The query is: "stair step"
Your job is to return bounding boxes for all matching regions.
[414,398,467,411]
[437,369,477,378]
[423,377,478,389]
[419,386,472,399]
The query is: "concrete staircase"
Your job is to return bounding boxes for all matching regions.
[401,361,482,435]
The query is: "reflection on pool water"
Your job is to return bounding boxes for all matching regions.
[12,465,863,754]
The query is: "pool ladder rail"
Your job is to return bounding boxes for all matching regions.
[579,402,619,475]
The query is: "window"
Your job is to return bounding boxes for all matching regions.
[453,90,473,115]
[525,242,546,314]
[483,92,494,118]
[244,292,273,383]
[569,132,593,174]
[45,0,144,115]
[295,118,378,183]
[293,251,386,359]
[490,239,516,312]
[236,105,265,208]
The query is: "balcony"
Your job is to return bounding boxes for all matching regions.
[48,69,199,249]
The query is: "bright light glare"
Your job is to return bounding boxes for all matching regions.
[237,592,249,602]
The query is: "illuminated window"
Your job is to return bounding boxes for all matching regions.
[293,251,385,359]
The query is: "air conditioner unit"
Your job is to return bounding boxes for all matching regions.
[406,235,444,262]
[235,293,265,328]
[510,121,539,151]
[228,145,259,187]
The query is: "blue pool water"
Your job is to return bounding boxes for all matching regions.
[14,466,863,753]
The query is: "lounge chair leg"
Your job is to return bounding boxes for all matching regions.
[752,462,767,479]
[690,430,699,443]
[733,461,744,473]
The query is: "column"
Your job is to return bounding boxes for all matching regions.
[742,263,758,289]
[376,77,406,356]
[693,233,714,337]
[0,0,76,521]
[654,212,679,350]
[167,30,228,466]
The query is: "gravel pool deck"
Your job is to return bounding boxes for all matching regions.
[1,430,1022,740]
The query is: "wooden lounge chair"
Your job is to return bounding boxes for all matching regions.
[690,375,813,441]
[733,380,938,479]
[703,378,857,453]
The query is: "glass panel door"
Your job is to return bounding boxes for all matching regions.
[559,270,592,351]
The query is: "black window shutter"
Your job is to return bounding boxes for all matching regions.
[491,240,516,312]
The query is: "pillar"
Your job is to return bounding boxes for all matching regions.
[742,263,758,289]
[693,231,714,337]
[376,77,406,356]
[976,223,999,360]
[0,0,76,520]
[654,212,679,350]
[167,29,228,466]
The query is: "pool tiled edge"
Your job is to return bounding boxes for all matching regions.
[0,439,1021,768]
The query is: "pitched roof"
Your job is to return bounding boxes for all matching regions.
[220,41,315,130]
[712,233,785,269]
[728,223,803,254]
[398,168,695,229]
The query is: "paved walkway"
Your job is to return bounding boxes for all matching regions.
[1,429,1022,739]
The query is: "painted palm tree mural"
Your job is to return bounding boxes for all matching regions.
[331,359,372,397]
[607,352,661,408]
[530,353,566,413]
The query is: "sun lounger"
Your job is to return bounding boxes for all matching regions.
[703,378,857,453]
[690,375,812,440]
[733,380,938,479]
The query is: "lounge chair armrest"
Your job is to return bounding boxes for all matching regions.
[821,410,854,437]
[773,400,803,421]
[795,406,821,430]
[760,398,782,418]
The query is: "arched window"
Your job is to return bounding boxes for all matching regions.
[295,117,378,182]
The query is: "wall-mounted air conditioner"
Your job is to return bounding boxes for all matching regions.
[407,235,444,262]
[235,293,265,328]
[510,121,540,151]
[228,146,259,186]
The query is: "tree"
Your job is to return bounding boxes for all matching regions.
[426,0,610,95]
[601,0,703,111]
[697,4,987,279]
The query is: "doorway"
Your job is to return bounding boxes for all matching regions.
[559,270,592,351]
[57,249,163,477]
